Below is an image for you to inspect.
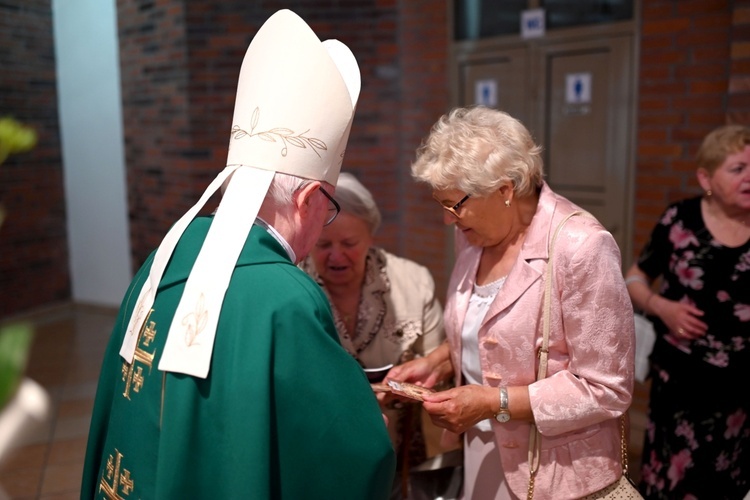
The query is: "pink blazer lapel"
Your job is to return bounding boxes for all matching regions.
[448,183,571,337]
[480,184,558,328]
[480,259,543,327]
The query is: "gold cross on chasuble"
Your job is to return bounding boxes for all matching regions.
[99,449,134,499]
[121,311,157,400]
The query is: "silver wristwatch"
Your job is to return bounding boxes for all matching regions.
[494,386,511,423]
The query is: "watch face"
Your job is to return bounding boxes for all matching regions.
[495,412,511,423]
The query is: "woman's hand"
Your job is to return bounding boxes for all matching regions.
[420,385,496,434]
[385,357,437,386]
[625,264,707,340]
[376,357,439,407]
[651,294,707,340]
[385,340,453,388]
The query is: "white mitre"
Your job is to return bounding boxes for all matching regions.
[119,9,361,378]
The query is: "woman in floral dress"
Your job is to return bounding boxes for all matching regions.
[625,124,750,499]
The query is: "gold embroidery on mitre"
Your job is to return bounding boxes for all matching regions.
[230,107,328,158]
[182,293,208,347]
[121,310,157,400]
[99,449,134,499]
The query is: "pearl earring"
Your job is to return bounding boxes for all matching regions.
[706,190,712,197]
[505,199,511,208]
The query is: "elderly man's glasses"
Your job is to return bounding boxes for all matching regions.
[319,186,341,226]
[435,194,470,218]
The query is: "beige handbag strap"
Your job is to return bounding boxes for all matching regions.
[527,211,581,500]
[536,211,581,381]
[526,211,632,500]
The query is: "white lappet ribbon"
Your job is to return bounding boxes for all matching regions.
[119,165,275,378]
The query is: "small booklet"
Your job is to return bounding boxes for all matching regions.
[372,380,434,402]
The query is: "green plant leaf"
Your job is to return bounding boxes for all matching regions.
[0,323,34,410]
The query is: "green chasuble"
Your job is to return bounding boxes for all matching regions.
[81,218,396,499]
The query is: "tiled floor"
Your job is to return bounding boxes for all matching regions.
[0,304,115,500]
[0,303,649,499]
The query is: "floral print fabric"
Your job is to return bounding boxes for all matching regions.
[637,197,750,499]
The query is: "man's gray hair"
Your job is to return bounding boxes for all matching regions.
[267,171,313,204]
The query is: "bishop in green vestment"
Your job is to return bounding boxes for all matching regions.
[81,219,395,499]
[81,8,395,500]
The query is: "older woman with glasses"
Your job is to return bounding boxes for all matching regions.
[387,106,635,499]
[299,172,446,499]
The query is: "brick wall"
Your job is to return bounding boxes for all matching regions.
[118,1,402,265]
[118,0,452,297]
[116,0,750,301]
[4,1,750,317]
[398,1,451,300]
[729,2,750,125]
[117,0,195,266]
[633,0,735,259]
[0,1,70,317]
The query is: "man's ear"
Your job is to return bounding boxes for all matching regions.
[293,181,321,220]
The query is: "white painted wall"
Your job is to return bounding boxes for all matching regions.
[52,0,132,307]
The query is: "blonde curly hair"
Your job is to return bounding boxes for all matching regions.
[696,124,750,173]
[411,106,544,197]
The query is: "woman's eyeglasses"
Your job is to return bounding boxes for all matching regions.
[434,194,470,218]
[319,186,341,226]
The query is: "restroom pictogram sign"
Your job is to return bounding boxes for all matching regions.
[565,73,592,104]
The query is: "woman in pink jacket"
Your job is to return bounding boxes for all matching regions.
[387,106,635,499]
